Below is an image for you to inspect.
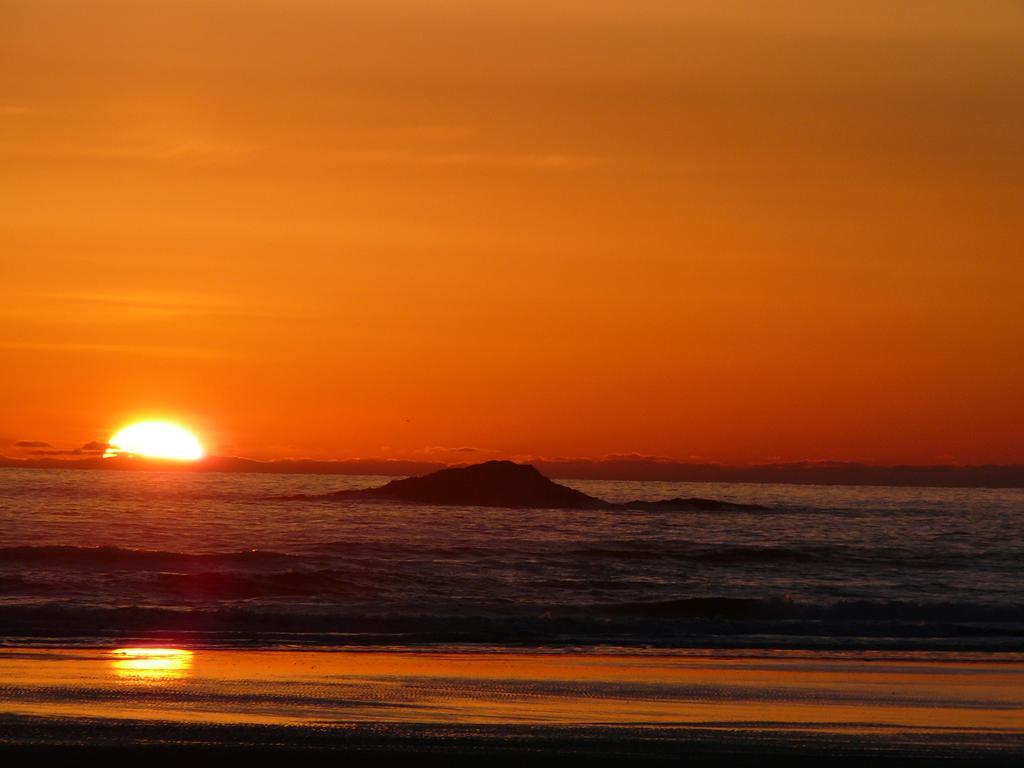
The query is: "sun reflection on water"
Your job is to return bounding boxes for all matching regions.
[110,647,194,683]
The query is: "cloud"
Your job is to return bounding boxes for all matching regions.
[600,453,678,463]
[19,290,247,319]
[0,340,225,359]
[0,139,257,162]
[17,440,108,456]
[330,149,603,170]
[407,445,497,457]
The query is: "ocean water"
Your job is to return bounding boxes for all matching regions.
[0,468,1021,651]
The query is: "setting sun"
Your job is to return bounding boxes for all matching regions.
[104,421,205,461]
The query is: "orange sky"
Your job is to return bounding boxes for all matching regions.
[2,1,1022,464]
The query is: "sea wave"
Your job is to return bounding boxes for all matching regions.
[0,598,1021,650]
[151,569,371,599]
[0,542,998,573]
[602,597,1024,622]
[0,545,299,569]
[568,545,829,563]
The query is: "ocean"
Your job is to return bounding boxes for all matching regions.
[1,468,1021,651]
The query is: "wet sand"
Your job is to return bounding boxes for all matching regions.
[0,647,1022,764]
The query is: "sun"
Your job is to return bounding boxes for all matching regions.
[104,421,205,461]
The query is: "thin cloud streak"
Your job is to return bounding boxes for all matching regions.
[0,340,226,360]
[330,149,605,169]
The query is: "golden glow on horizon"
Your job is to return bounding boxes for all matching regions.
[105,422,205,461]
[110,647,194,683]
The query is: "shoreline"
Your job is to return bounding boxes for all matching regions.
[1,646,1021,763]
[3,640,1024,659]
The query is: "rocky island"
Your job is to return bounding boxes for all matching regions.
[293,460,770,511]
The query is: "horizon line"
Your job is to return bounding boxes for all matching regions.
[1,454,1022,488]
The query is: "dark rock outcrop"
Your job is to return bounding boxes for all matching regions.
[304,460,769,511]
[325,461,606,509]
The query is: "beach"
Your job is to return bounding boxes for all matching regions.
[1,647,1022,763]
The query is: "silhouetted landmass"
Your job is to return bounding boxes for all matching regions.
[322,461,605,509]
[1,453,1022,487]
[306,461,770,511]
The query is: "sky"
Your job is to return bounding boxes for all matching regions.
[2,1,1022,465]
